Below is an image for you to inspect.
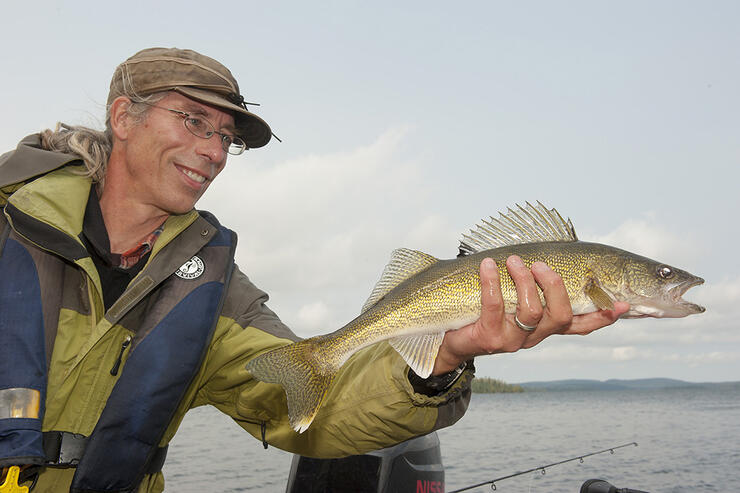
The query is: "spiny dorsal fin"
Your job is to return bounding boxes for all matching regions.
[458,201,578,255]
[361,248,439,313]
[388,331,446,378]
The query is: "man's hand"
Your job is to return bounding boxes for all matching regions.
[432,256,630,375]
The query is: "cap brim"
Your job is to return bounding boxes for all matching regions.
[172,86,272,148]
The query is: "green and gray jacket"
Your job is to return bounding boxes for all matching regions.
[0,135,473,493]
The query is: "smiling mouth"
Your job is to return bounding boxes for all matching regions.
[176,164,208,184]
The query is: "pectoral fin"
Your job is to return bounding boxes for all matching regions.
[585,279,615,311]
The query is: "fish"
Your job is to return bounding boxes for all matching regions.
[245,202,705,432]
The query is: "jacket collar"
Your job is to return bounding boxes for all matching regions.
[3,138,200,258]
[0,133,81,189]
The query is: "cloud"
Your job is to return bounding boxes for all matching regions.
[509,342,648,363]
[611,346,639,361]
[581,214,699,267]
[491,340,739,367]
[199,126,455,335]
[198,137,740,372]
[296,302,332,332]
[620,275,740,344]
[693,276,740,315]
[661,351,739,365]
[577,215,740,345]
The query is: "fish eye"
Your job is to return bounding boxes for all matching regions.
[657,265,674,279]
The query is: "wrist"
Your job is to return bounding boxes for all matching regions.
[408,360,471,397]
[431,344,467,376]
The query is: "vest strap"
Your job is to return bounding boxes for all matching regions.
[43,431,86,467]
[43,432,167,474]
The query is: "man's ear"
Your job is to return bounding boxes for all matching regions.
[109,96,133,141]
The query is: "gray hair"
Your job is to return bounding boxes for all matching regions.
[40,91,167,185]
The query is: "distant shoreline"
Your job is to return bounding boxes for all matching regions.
[471,377,525,393]
[472,377,740,393]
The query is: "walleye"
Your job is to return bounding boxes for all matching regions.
[246,202,705,432]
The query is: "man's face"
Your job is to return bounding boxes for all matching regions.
[119,92,236,215]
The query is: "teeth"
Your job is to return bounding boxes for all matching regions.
[181,168,206,183]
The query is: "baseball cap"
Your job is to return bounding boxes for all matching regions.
[108,47,272,148]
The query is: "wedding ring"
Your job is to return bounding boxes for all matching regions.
[515,314,537,332]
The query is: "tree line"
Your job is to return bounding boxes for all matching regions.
[471,377,525,393]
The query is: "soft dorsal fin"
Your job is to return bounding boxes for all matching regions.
[458,201,578,255]
[361,248,439,313]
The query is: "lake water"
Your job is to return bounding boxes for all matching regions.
[163,386,740,492]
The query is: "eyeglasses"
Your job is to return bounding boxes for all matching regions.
[140,102,247,155]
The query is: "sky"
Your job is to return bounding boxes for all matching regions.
[1,1,738,383]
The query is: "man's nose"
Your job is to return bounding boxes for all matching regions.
[197,135,227,163]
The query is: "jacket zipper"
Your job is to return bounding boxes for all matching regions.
[110,335,132,376]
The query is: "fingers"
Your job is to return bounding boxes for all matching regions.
[529,263,628,342]
[438,256,627,375]
[506,256,543,329]
[566,301,630,335]
[476,258,507,353]
[434,257,509,370]
[479,257,503,312]
[442,256,626,371]
[507,259,574,349]
[531,261,573,331]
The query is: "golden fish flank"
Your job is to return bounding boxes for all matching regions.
[245,202,705,433]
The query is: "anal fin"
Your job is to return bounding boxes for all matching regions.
[388,331,445,378]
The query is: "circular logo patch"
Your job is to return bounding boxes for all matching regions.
[176,256,205,280]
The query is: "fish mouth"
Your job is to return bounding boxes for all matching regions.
[627,276,706,318]
[668,277,706,314]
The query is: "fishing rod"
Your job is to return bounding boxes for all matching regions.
[448,442,639,492]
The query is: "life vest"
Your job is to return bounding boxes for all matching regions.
[0,227,47,469]
[1,201,236,492]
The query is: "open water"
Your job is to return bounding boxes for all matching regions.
[163,385,740,492]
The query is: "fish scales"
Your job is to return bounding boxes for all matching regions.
[245,202,705,432]
[325,241,632,364]
[329,259,482,361]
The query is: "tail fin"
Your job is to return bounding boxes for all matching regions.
[245,339,335,433]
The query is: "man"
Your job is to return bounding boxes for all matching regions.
[0,47,627,493]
